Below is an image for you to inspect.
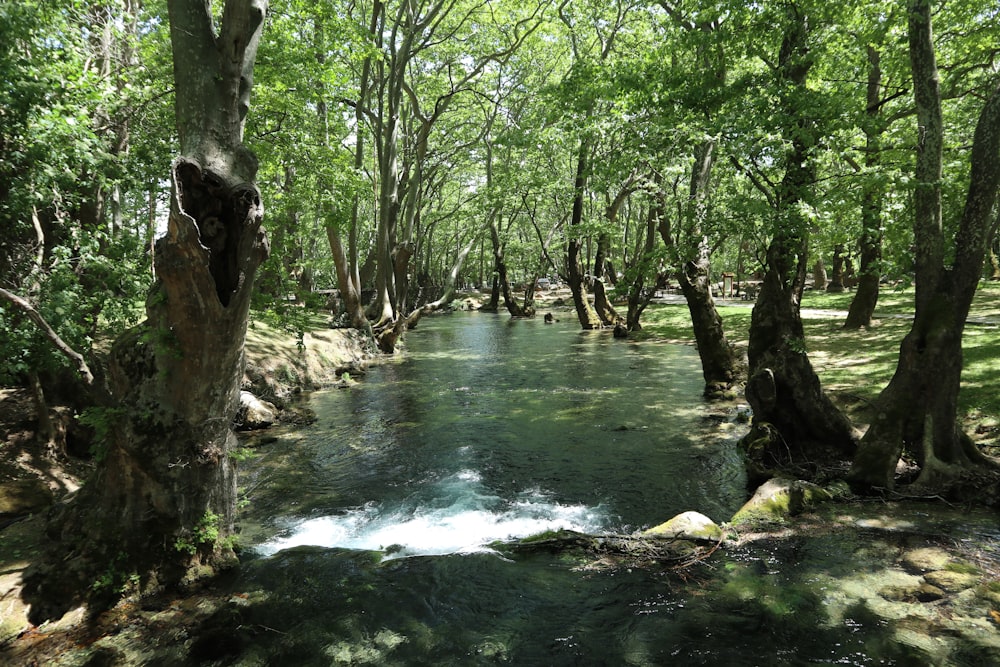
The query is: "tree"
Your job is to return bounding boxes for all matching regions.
[25,0,270,619]
[739,4,858,462]
[848,0,1000,493]
[652,1,745,397]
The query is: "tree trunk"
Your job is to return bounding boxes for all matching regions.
[844,45,885,329]
[826,244,847,292]
[328,225,371,333]
[567,140,602,329]
[666,140,744,397]
[741,8,857,460]
[25,0,269,620]
[592,231,619,326]
[812,258,827,291]
[625,198,661,331]
[848,0,1000,493]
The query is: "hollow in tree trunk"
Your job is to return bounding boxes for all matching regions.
[23,0,269,621]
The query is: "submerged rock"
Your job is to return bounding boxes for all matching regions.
[730,478,832,526]
[900,547,952,574]
[643,511,723,541]
[923,570,978,593]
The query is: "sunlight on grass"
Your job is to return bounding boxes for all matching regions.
[638,281,1000,429]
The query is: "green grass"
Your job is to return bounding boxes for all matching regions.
[636,282,1000,438]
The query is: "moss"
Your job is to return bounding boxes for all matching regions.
[730,478,832,527]
[943,561,981,575]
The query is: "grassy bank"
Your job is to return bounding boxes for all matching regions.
[637,282,1000,452]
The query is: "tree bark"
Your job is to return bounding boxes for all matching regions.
[844,45,885,329]
[24,0,269,620]
[567,140,602,329]
[674,140,744,398]
[826,243,847,292]
[741,8,857,460]
[849,0,1000,493]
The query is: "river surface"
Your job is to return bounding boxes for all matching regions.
[227,311,1000,666]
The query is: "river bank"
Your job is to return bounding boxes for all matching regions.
[0,319,376,657]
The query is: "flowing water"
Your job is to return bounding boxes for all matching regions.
[223,312,1000,666]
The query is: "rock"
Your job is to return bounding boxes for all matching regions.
[730,478,832,526]
[236,391,277,430]
[0,478,53,520]
[879,583,922,602]
[901,547,952,574]
[923,570,978,593]
[914,582,946,602]
[643,511,723,541]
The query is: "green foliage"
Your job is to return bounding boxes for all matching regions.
[77,406,127,461]
[229,446,256,463]
[90,551,140,595]
[174,511,224,555]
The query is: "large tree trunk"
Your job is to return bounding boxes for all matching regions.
[849,0,1000,493]
[24,0,269,621]
[741,8,857,461]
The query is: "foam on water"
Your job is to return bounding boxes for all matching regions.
[256,470,609,558]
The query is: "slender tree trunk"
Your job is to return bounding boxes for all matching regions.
[25,0,269,620]
[592,231,619,325]
[567,140,602,329]
[666,140,744,398]
[849,0,1000,493]
[742,8,857,459]
[845,45,886,329]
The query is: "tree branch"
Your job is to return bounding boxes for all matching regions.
[0,287,93,385]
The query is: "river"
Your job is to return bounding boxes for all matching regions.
[227,311,1000,666]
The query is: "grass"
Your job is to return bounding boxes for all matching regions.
[636,282,1000,439]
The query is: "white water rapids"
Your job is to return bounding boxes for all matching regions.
[255,469,610,558]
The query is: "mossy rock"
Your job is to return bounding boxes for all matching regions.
[643,511,722,541]
[923,570,978,593]
[901,547,952,574]
[730,478,832,527]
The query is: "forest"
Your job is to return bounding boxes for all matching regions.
[1,0,1000,662]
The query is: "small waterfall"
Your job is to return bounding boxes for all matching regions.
[256,469,610,558]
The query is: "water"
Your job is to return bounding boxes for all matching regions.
[224,312,1000,666]
[242,312,746,557]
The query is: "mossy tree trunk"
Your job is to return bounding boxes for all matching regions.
[742,7,857,459]
[25,0,269,621]
[849,0,1000,493]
